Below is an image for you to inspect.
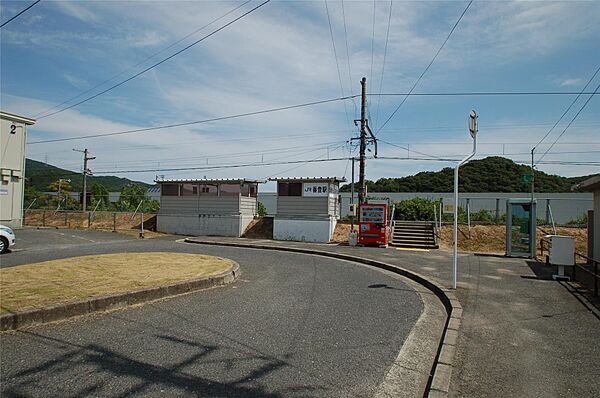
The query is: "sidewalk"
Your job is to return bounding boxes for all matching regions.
[185,237,600,398]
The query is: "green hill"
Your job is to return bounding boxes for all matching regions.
[341,156,596,193]
[25,158,151,191]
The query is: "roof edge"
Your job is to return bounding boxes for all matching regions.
[0,111,36,125]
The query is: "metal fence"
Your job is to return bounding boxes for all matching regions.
[24,209,156,233]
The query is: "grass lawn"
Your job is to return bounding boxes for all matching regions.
[0,252,234,314]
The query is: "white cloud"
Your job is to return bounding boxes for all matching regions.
[54,1,100,23]
[63,73,89,90]
[559,78,584,87]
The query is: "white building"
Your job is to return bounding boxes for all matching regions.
[269,177,344,243]
[1,111,35,228]
[156,178,264,237]
[573,175,600,261]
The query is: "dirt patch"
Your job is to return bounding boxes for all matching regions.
[333,221,358,244]
[24,210,157,231]
[0,252,234,313]
[438,224,588,255]
[242,217,273,239]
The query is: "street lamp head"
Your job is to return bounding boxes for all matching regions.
[468,110,478,138]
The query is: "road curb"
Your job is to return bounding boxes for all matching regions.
[183,238,461,398]
[0,261,239,331]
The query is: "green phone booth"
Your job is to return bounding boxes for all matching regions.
[506,199,537,258]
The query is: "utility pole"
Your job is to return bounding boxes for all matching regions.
[350,157,355,231]
[358,77,367,204]
[73,148,96,211]
[530,148,535,205]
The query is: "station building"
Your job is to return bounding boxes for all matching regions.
[156,178,264,237]
[1,111,35,228]
[269,177,345,243]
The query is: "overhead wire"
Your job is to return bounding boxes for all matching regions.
[536,82,600,165]
[324,0,353,130]
[36,0,271,119]
[0,0,41,28]
[369,0,376,86]
[532,65,600,152]
[27,95,359,144]
[33,0,253,119]
[373,0,393,130]
[376,0,473,133]
[27,91,597,145]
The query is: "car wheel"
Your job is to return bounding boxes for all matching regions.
[0,237,7,254]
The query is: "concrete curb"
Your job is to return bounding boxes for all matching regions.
[183,238,461,398]
[0,262,240,331]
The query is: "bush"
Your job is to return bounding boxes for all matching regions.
[394,198,437,221]
[471,209,495,223]
[257,202,267,217]
[566,214,587,227]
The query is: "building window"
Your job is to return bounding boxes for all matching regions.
[278,182,302,196]
[161,184,179,196]
[220,184,241,196]
[241,183,258,197]
[199,184,218,196]
[180,184,198,196]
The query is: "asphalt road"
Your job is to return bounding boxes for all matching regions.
[0,229,423,397]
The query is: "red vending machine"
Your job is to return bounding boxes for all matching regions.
[358,203,388,247]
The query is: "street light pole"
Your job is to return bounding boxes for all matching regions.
[453,110,478,289]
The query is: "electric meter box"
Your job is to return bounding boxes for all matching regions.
[348,203,357,216]
[548,235,575,266]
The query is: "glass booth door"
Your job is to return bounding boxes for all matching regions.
[506,200,536,258]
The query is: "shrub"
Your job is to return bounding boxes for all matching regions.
[257,202,267,217]
[394,198,437,221]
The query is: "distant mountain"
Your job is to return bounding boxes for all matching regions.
[340,156,597,193]
[25,159,152,191]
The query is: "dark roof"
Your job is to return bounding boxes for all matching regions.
[155,178,266,184]
[572,174,600,192]
[268,176,346,183]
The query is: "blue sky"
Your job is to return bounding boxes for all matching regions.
[1,0,599,190]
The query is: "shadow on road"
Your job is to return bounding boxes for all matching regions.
[3,329,326,398]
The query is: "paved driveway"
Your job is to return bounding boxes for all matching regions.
[0,229,425,397]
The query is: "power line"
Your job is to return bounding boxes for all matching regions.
[371,91,598,96]
[324,0,352,129]
[532,65,600,152]
[34,0,253,119]
[536,82,600,165]
[0,0,41,28]
[340,0,353,97]
[27,91,598,145]
[369,0,376,86]
[36,0,271,120]
[377,0,473,133]
[373,0,393,130]
[27,95,358,144]
[378,139,446,159]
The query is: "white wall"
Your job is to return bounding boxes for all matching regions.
[273,217,336,243]
[0,117,27,228]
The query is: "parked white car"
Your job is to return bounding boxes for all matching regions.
[0,225,16,254]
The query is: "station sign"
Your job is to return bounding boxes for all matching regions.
[303,183,329,197]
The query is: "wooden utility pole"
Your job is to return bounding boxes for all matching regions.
[358,77,367,204]
[73,148,95,211]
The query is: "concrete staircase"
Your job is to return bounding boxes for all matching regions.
[391,221,438,249]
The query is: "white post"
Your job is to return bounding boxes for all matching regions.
[453,111,478,289]
[467,198,471,239]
